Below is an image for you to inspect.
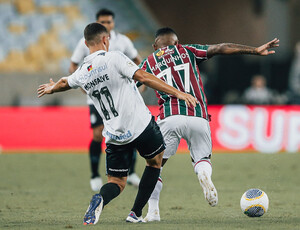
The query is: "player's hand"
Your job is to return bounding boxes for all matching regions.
[176,92,198,107]
[255,38,280,56]
[37,78,55,98]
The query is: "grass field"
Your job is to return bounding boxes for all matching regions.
[0,153,299,230]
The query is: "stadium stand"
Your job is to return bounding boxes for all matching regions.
[0,0,157,73]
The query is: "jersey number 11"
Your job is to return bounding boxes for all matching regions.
[92,86,119,120]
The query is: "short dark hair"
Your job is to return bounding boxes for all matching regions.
[155,27,177,38]
[84,23,108,45]
[96,8,115,20]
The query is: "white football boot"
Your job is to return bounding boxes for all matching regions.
[126,211,145,223]
[198,171,218,207]
[127,173,140,187]
[90,177,103,192]
[143,209,160,222]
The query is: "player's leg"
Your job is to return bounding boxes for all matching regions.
[126,116,166,223]
[127,149,141,187]
[144,115,182,222]
[83,176,126,225]
[89,104,104,192]
[185,116,218,207]
[83,143,132,225]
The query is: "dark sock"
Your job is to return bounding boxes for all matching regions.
[89,140,102,178]
[99,183,121,206]
[129,149,137,175]
[131,166,160,217]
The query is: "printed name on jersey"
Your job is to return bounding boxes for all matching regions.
[78,63,108,81]
[87,65,93,71]
[84,74,109,90]
[151,52,188,72]
[105,130,132,141]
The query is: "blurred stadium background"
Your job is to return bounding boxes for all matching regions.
[1,0,300,153]
[0,1,300,229]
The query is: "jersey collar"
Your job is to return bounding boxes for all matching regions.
[84,50,106,62]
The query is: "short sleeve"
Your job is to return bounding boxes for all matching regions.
[122,35,138,60]
[183,44,209,60]
[70,38,89,64]
[67,71,80,89]
[113,51,139,79]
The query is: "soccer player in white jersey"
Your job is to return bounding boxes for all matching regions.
[69,9,142,191]
[139,27,280,221]
[37,23,198,224]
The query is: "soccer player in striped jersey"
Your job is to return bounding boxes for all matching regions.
[37,23,198,224]
[140,27,279,222]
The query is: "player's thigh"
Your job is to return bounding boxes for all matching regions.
[184,117,212,164]
[157,116,183,159]
[134,116,165,161]
[105,143,134,177]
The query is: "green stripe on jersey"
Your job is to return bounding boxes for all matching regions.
[167,46,188,116]
[162,95,171,117]
[153,52,172,117]
[184,48,208,117]
[185,48,208,111]
[185,44,209,51]
[174,45,202,117]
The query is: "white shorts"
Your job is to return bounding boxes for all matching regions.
[157,115,212,166]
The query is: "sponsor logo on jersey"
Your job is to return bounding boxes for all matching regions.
[156,48,175,59]
[87,65,93,71]
[105,130,132,141]
[156,50,165,57]
[127,61,134,67]
[79,64,108,81]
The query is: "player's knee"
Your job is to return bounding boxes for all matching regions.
[93,125,104,142]
[146,151,164,168]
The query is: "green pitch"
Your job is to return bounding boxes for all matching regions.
[0,153,299,230]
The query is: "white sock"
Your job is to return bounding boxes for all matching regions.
[147,175,163,213]
[194,160,212,177]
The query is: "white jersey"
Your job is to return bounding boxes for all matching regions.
[68,50,151,145]
[70,30,139,105]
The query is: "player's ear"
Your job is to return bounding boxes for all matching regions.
[84,40,89,48]
[152,43,158,51]
[103,36,109,51]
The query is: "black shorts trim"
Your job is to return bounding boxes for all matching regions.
[142,143,165,159]
[89,104,103,128]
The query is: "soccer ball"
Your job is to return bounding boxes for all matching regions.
[240,188,269,217]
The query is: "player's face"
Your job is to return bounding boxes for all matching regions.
[97,15,115,33]
[153,34,178,50]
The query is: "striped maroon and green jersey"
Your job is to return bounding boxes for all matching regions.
[140,44,210,120]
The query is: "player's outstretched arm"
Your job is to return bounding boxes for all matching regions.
[37,77,71,98]
[207,38,280,58]
[133,69,198,107]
